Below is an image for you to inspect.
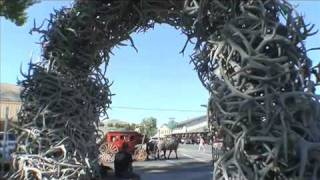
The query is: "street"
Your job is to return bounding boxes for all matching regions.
[107,144,213,180]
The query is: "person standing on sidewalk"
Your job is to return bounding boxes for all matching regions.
[198,136,205,152]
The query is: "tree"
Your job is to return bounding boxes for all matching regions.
[167,119,178,130]
[0,0,38,26]
[122,123,135,130]
[122,123,128,130]
[128,123,137,131]
[114,123,121,129]
[140,117,157,138]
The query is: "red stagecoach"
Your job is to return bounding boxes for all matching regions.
[98,131,147,165]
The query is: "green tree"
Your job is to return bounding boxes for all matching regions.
[114,123,121,129]
[123,123,129,130]
[128,123,136,131]
[167,119,178,130]
[123,123,135,130]
[140,117,157,138]
[0,0,38,26]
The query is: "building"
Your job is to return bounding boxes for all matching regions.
[171,115,209,138]
[0,83,22,131]
[157,124,172,138]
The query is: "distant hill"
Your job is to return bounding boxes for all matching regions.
[0,83,21,102]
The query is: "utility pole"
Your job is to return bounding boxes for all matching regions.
[3,107,9,160]
[168,117,175,136]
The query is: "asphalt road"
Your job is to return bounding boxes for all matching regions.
[107,144,213,180]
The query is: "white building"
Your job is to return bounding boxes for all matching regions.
[0,83,22,131]
[154,116,209,138]
[157,124,172,138]
[171,115,209,137]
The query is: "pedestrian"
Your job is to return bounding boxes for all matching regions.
[114,143,140,179]
[198,136,205,152]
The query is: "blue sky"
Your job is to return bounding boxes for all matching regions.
[1,1,319,126]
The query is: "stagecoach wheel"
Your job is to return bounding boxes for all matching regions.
[133,149,147,161]
[107,143,119,154]
[99,153,113,166]
[99,143,119,163]
[99,143,107,153]
[99,143,109,165]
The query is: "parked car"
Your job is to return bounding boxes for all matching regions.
[0,132,17,160]
[149,137,160,143]
[183,139,192,144]
[191,138,198,144]
[0,132,16,150]
[196,137,200,144]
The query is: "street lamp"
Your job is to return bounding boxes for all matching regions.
[200,104,207,108]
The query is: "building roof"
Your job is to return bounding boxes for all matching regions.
[187,126,209,133]
[0,83,22,102]
[160,123,169,128]
[176,115,207,128]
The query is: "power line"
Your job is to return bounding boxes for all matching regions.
[110,105,206,113]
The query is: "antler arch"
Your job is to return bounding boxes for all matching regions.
[11,0,320,179]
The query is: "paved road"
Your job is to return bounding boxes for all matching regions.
[107,144,214,180]
[135,144,213,180]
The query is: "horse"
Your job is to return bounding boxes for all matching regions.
[146,140,158,160]
[157,137,179,159]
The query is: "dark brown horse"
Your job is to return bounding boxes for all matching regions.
[157,137,179,159]
[146,141,158,160]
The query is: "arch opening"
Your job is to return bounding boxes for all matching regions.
[105,24,208,124]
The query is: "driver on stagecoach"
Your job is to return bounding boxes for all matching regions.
[112,136,117,142]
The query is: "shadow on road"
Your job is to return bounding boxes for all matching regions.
[134,160,210,171]
[134,161,212,180]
